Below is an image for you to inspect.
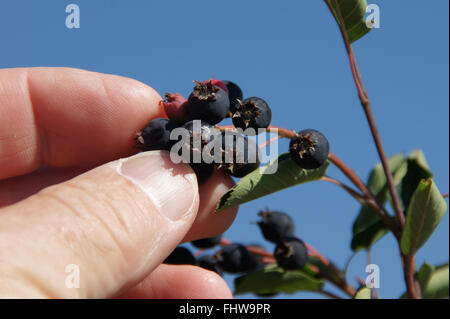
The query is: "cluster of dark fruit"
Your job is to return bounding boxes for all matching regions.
[164,210,308,279]
[136,78,330,185]
[136,79,272,184]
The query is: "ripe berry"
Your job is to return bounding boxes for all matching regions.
[160,92,190,124]
[189,162,214,184]
[191,235,222,249]
[257,210,296,243]
[177,120,217,162]
[223,80,243,114]
[232,97,272,134]
[274,237,308,270]
[197,255,223,276]
[136,118,179,151]
[164,246,196,265]
[216,243,257,273]
[188,80,230,125]
[289,129,330,169]
[216,131,260,177]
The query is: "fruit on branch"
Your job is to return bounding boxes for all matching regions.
[216,131,260,177]
[289,129,329,169]
[191,235,223,249]
[274,237,308,270]
[160,92,190,124]
[232,97,272,133]
[197,255,223,276]
[201,78,229,95]
[257,210,296,243]
[223,80,243,114]
[216,243,257,273]
[136,118,179,151]
[188,80,230,125]
[164,246,196,265]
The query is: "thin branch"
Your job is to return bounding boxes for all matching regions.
[324,0,417,298]
[321,176,366,203]
[328,153,400,238]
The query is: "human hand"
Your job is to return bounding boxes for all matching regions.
[0,67,238,298]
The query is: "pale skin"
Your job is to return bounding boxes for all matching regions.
[0,67,238,298]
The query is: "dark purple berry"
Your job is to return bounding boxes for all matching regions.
[274,237,308,270]
[257,210,296,243]
[191,235,222,249]
[223,80,243,114]
[164,246,196,265]
[232,97,272,134]
[216,243,257,273]
[188,80,230,125]
[216,131,260,177]
[289,129,329,170]
[197,255,223,276]
[189,163,214,184]
[173,120,218,183]
[136,118,179,151]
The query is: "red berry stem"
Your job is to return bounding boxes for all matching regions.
[324,0,418,299]
[221,237,356,297]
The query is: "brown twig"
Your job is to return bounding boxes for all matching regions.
[323,0,417,298]
[320,176,366,203]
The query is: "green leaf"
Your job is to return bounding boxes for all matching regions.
[422,263,449,299]
[401,179,447,255]
[353,286,371,299]
[401,263,449,299]
[351,220,390,251]
[417,262,435,292]
[234,264,324,295]
[351,154,405,251]
[216,153,329,212]
[327,0,371,43]
[394,150,433,213]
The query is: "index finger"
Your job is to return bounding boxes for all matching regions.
[0,67,165,180]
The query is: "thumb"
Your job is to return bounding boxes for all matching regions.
[0,151,199,298]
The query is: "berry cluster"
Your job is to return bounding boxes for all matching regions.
[164,209,309,296]
[136,79,272,184]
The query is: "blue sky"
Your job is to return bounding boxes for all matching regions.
[1,1,448,299]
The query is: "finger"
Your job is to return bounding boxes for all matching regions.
[0,166,88,208]
[0,67,165,180]
[183,168,238,242]
[117,264,232,299]
[0,166,239,241]
[0,151,200,298]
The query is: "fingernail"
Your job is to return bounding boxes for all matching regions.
[118,151,198,221]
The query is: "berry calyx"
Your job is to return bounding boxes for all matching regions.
[257,210,296,243]
[289,129,330,170]
[191,235,222,249]
[188,80,230,125]
[160,92,190,124]
[201,78,229,95]
[136,118,179,151]
[164,246,196,265]
[216,131,260,178]
[274,237,308,270]
[223,80,243,114]
[232,97,272,134]
[216,243,257,273]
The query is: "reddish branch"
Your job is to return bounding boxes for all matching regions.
[323,0,418,299]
